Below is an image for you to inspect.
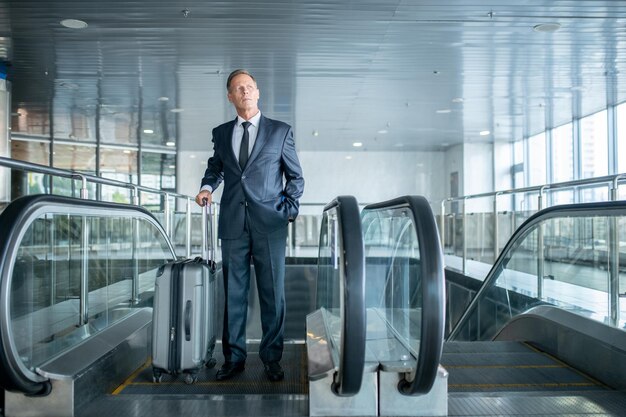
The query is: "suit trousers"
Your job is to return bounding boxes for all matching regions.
[220,217,288,365]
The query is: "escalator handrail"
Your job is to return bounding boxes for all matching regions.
[363,195,446,395]
[447,200,626,341]
[322,196,366,396]
[0,194,176,395]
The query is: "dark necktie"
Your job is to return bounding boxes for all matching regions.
[239,121,251,170]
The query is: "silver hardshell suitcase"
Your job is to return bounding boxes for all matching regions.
[152,204,217,384]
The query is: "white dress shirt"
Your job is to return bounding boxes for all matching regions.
[201,111,261,193]
[232,111,261,160]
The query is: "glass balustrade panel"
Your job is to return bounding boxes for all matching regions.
[454,213,625,341]
[362,207,422,357]
[10,211,173,372]
[316,209,343,348]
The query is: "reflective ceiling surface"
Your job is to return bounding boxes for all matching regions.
[1,0,625,152]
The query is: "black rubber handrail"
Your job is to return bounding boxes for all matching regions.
[447,200,626,341]
[0,194,176,396]
[322,196,366,396]
[363,195,445,395]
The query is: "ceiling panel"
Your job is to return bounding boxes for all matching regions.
[1,0,625,153]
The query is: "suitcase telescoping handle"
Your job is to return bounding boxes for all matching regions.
[201,198,215,263]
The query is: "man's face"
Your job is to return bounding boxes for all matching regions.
[227,74,260,114]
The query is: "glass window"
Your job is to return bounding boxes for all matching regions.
[512,139,524,188]
[53,144,96,173]
[11,140,49,165]
[52,79,97,142]
[53,105,97,142]
[11,106,50,136]
[100,148,138,203]
[580,110,608,179]
[552,123,574,182]
[52,144,97,197]
[100,107,138,145]
[514,139,523,165]
[618,102,626,174]
[551,190,574,206]
[10,140,51,198]
[140,108,176,146]
[140,152,176,210]
[99,77,139,145]
[528,133,546,186]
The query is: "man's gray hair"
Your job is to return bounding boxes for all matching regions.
[227,69,256,91]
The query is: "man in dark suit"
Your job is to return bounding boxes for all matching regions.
[195,69,304,382]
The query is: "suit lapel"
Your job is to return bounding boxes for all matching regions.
[245,115,270,169]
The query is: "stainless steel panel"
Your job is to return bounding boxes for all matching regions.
[378,365,448,417]
[308,369,377,417]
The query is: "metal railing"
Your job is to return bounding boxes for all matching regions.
[447,201,626,335]
[440,173,626,275]
[0,156,216,258]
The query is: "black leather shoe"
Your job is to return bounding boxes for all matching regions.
[264,361,284,382]
[215,361,245,381]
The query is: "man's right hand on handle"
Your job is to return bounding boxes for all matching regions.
[195,190,212,207]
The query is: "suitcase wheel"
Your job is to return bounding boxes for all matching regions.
[206,358,217,369]
[152,370,163,383]
[184,373,198,385]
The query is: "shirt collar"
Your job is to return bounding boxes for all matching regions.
[237,111,261,128]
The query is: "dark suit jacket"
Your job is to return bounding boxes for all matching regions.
[201,114,305,239]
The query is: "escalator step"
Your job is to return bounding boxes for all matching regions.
[114,344,308,396]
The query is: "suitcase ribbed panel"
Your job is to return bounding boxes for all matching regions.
[152,259,217,381]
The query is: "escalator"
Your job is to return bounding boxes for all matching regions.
[0,195,176,415]
[444,201,626,416]
[5,193,622,416]
[0,194,371,417]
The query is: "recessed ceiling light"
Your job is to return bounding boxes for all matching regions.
[352,142,363,147]
[436,109,451,114]
[168,165,175,169]
[452,97,464,103]
[533,23,561,33]
[166,141,175,147]
[123,150,131,154]
[345,156,353,160]
[158,96,169,101]
[170,108,184,113]
[312,130,319,137]
[378,130,388,134]
[190,154,196,158]
[479,130,490,136]
[60,19,88,29]
[143,129,154,134]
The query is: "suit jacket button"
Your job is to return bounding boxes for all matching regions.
[241,175,246,180]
